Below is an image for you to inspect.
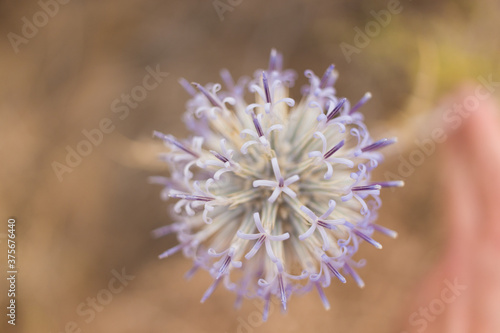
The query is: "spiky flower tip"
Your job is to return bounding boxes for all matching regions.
[151,49,403,319]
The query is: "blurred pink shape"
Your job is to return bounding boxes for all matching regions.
[402,86,500,333]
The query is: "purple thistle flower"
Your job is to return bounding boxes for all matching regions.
[151,49,403,319]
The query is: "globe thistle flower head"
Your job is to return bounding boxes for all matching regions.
[152,50,403,319]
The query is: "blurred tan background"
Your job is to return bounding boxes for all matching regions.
[1,0,500,332]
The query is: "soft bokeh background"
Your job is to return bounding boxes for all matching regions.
[1,0,499,332]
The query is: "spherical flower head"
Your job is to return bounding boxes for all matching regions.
[151,49,403,319]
